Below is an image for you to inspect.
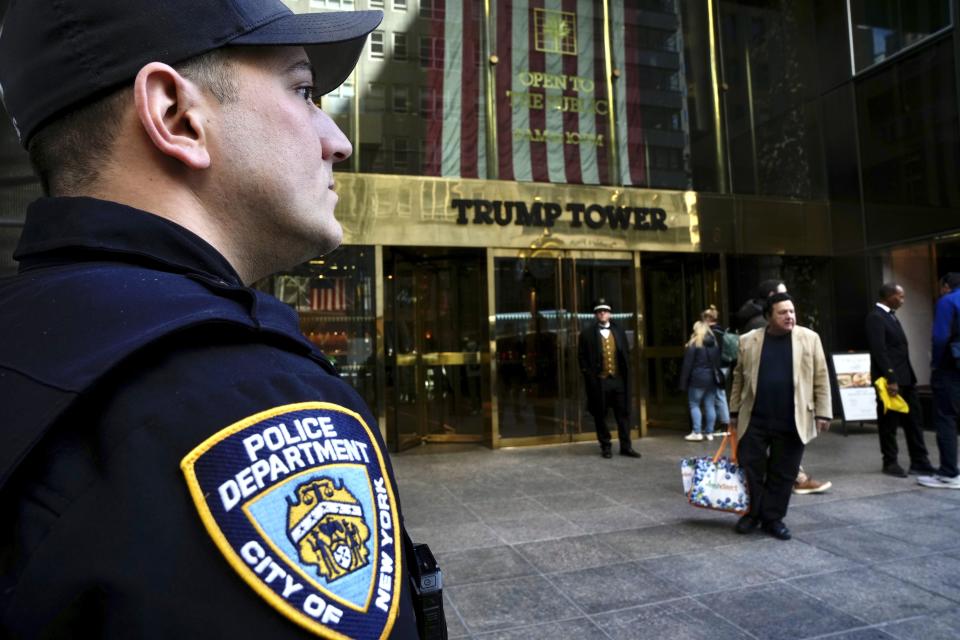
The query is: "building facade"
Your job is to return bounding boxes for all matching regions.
[2,0,959,451]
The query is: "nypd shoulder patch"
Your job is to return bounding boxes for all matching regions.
[181,402,403,639]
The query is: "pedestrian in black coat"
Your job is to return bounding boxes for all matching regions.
[865,282,934,477]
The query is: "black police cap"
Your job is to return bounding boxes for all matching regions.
[0,0,382,146]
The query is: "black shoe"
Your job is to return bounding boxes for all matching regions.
[601,449,612,459]
[620,449,641,458]
[909,462,937,475]
[734,515,759,534]
[762,520,792,540]
[882,463,908,478]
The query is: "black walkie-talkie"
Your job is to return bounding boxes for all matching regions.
[408,542,447,640]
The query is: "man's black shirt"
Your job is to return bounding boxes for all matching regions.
[751,331,795,432]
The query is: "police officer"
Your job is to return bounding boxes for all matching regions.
[0,1,423,637]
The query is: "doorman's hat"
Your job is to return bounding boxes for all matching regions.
[0,0,382,146]
[593,299,612,312]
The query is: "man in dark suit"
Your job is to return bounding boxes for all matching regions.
[578,299,639,459]
[865,282,935,477]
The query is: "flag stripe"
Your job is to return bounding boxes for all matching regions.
[576,0,598,185]
[623,2,646,186]
[560,0,582,184]
[544,0,566,183]
[496,0,515,180]
[511,1,533,181]
[528,0,549,183]
[442,0,464,176]
[460,0,480,177]
[593,3,610,185]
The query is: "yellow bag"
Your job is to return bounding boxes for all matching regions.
[875,377,909,414]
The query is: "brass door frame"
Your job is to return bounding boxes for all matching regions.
[391,255,487,447]
[488,248,640,447]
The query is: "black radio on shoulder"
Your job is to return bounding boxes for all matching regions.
[408,542,447,639]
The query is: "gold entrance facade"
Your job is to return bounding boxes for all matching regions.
[259,173,714,451]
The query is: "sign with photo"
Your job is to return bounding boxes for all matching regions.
[831,352,877,421]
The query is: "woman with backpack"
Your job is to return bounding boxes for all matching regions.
[679,308,728,441]
[703,306,737,434]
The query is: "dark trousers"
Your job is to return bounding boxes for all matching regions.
[932,368,960,477]
[590,377,632,451]
[875,385,930,467]
[737,422,805,524]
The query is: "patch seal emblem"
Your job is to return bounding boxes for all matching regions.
[181,402,402,639]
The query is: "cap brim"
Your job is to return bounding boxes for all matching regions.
[594,306,611,312]
[230,10,382,95]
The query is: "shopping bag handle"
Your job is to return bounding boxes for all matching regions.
[711,430,738,464]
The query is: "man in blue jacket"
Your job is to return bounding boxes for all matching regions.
[0,1,425,637]
[918,272,960,489]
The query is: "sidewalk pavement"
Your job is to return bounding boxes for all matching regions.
[393,427,960,639]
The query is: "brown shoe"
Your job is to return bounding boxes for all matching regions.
[793,476,832,495]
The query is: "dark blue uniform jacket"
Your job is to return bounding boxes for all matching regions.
[0,197,418,639]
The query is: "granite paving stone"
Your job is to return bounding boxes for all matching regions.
[514,533,624,573]
[391,431,960,637]
[595,523,718,560]
[701,582,863,640]
[532,489,620,513]
[464,496,553,523]
[866,516,960,551]
[567,505,661,534]
[795,525,928,565]
[796,497,906,526]
[547,560,684,614]
[881,608,960,640]
[789,566,957,623]
[406,520,503,554]
[443,592,471,639]
[874,552,960,602]
[486,512,583,544]
[639,547,777,594]
[403,501,482,528]
[446,575,580,634]
[435,545,538,586]
[473,617,609,639]
[593,598,753,640]
[818,629,899,640]
[722,538,857,579]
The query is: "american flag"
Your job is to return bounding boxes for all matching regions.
[421,0,688,187]
[311,279,348,312]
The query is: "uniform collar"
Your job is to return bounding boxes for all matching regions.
[14,196,243,285]
[876,302,892,313]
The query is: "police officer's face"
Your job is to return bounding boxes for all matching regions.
[211,46,352,265]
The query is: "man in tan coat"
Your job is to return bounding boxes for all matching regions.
[729,293,832,540]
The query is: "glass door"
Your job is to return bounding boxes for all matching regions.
[385,248,488,451]
[492,250,638,444]
[641,252,721,428]
[493,254,565,439]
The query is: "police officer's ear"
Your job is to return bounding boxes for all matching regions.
[133,62,212,170]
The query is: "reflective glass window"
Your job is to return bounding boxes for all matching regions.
[858,40,960,245]
[850,0,951,71]
[259,247,379,413]
[720,1,825,199]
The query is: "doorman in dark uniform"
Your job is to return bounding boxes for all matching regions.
[578,299,640,459]
[865,282,935,477]
[0,1,432,638]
